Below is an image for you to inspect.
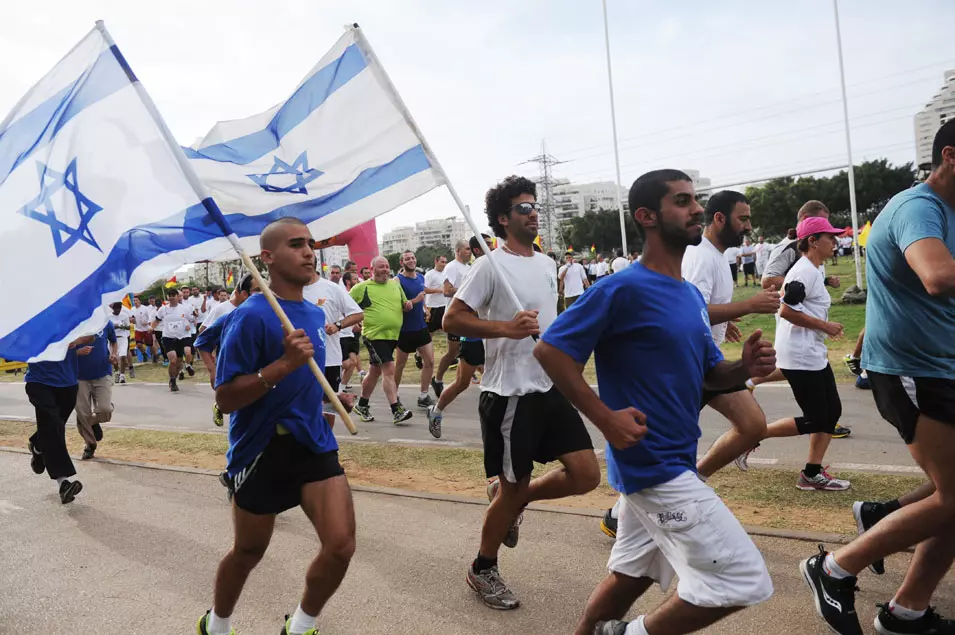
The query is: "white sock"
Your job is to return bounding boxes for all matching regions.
[419,391,428,399]
[434,407,443,416]
[287,604,317,634]
[610,497,623,520]
[625,615,649,635]
[745,378,755,390]
[206,610,232,635]
[889,599,926,621]
[824,553,852,579]
[55,477,66,486]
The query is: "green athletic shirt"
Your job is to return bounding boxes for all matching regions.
[349,278,407,341]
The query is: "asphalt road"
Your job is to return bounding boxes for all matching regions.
[0,379,920,474]
[1,453,950,635]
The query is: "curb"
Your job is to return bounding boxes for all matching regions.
[0,445,855,545]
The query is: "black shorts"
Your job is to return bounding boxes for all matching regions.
[868,372,955,444]
[446,332,462,343]
[397,328,432,354]
[231,435,345,515]
[323,366,341,402]
[700,384,748,409]
[340,336,360,360]
[729,264,739,280]
[458,339,485,367]
[743,262,756,275]
[428,306,446,333]
[161,337,190,358]
[364,338,397,366]
[478,387,593,483]
[781,365,842,435]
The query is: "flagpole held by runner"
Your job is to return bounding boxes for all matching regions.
[94,21,358,435]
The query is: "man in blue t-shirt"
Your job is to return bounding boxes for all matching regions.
[197,218,354,635]
[393,250,442,409]
[535,169,777,635]
[800,120,955,635]
[24,335,94,504]
[76,320,118,460]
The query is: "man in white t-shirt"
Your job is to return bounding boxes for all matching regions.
[424,255,449,335]
[433,240,472,397]
[739,237,757,287]
[303,268,363,429]
[108,302,133,383]
[131,296,156,365]
[444,175,599,611]
[151,288,197,392]
[754,236,771,277]
[339,271,365,390]
[724,245,741,287]
[594,254,610,280]
[558,252,590,309]
[610,249,629,273]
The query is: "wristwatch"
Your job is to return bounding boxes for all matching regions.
[335,320,344,330]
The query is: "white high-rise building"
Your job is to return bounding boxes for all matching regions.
[380,225,418,255]
[379,216,469,255]
[319,245,350,268]
[915,70,955,167]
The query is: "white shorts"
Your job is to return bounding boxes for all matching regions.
[115,335,129,356]
[608,471,773,608]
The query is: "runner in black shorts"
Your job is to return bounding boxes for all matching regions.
[434,240,472,397]
[427,337,485,439]
[444,175,599,611]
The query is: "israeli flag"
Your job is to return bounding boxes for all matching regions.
[0,24,233,362]
[186,25,444,258]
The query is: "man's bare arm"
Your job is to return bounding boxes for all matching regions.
[905,238,955,297]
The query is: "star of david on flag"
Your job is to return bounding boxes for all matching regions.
[246,151,322,194]
[18,158,104,257]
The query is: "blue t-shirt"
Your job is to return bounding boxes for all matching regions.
[541,263,723,494]
[863,183,955,379]
[215,293,336,476]
[78,322,117,381]
[26,349,80,388]
[396,272,427,332]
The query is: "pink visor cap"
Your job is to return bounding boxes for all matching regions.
[796,216,844,239]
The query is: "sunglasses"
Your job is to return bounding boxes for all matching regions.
[509,202,542,215]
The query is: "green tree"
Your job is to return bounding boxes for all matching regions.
[565,208,642,256]
[384,252,402,272]
[415,244,452,267]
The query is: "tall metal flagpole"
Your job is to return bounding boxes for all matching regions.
[94,20,358,434]
[832,0,864,289]
[602,0,628,256]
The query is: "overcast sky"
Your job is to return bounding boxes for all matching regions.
[2,0,953,237]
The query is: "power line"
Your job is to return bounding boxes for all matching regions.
[520,141,566,251]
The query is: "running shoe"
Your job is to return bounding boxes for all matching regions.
[487,479,521,548]
[431,377,444,398]
[599,508,617,539]
[196,611,235,635]
[392,403,413,425]
[186,364,195,377]
[92,423,104,441]
[745,379,756,392]
[280,615,318,635]
[129,365,136,378]
[28,440,44,474]
[800,544,862,635]
[735,444,760,472]
[874,603,955,634]
[162,360,169,367]
[353,404,374,422]
[417,394,435,408]
[856,374,871,390]
[471,373,481,385]
[114,373,120,383]
[59,479,83,504]
[832,425,852,439]
[359,370,367,381]
[414,353,423,369]
[213,403,224,427]
[81,444,96,460]
[797,470,851,491]
[170,378,180,393]
[218,471,233,503]
[428,405,443,439]
[594,621,628,635]
[843,354,862,376]
[178,370,185,381]
[852,501,888,575]
[118,374,126,384]
[466,563,520,610]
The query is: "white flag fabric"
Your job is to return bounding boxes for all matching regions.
[0,25,232,362]
[186,25,444,259]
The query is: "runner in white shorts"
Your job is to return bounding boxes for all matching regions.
[536,169,776,635]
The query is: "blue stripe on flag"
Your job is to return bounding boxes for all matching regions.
[0,145,430,361]
[183,43,366,166]
[0,47,133,189]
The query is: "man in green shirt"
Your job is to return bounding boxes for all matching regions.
[350,256,414,425]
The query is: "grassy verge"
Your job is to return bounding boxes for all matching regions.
[0,419,918,535]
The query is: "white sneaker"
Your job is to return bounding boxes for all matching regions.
[118,374,126,384]
[797,469,850,491]
[734,444,759,471]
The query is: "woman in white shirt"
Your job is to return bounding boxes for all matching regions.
[738,217,849,491]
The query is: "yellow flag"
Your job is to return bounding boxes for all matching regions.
[857,221,872,248]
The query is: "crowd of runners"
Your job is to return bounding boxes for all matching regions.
[17,119,955,635]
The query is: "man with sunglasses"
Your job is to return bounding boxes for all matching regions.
[444,176,599,611]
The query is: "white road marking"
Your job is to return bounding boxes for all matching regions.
[0,415,33,422]
[337,436,372,442]
[830,462,923,474]
[387,438,465,447]
[0,500,23,515]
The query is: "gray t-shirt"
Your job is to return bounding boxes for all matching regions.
[762,237,798,279]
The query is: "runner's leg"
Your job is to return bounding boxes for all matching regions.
[418,342,435,395]
[212,506,275,618]
[525,449,600,503]
[697,391,766,478]
[436,340,460,383]
[298,475,356,617]
[435,360,474,412]
[394,349,409,389]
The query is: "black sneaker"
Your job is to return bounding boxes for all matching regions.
[431,377,444,398]
[178,370,185,381]
[59,479,83,504]
[392,403,413,425]
[417,394,435,408]
[853,501,888,575]
[219,471,234,502]
[186,364,195,377]
[600,507,617,539]
[875,604,955,634]
[81,444,96,460]
[844,354,862,376]
[800,544,862,635]
[92,423,104,441]
[169,378,180,393]
[28,440,44,474]
[594,621,628,635]
[414,353,423,369]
